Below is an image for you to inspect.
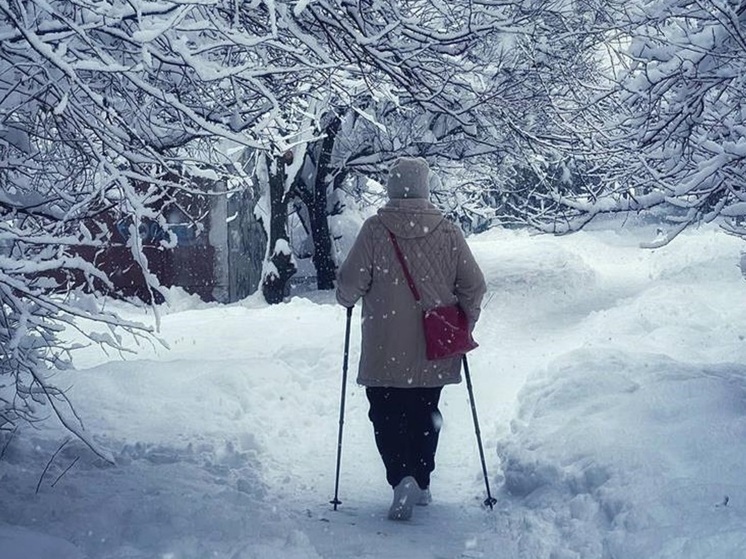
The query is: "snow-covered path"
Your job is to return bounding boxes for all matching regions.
[3,221,746,559]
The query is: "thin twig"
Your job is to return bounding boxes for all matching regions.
[35,438,70,494]
[51,456,80,488]
[0,426,18,461]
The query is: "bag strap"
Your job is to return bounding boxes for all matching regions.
[388,231,422,302]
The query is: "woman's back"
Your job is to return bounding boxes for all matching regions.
[336,188,485,388]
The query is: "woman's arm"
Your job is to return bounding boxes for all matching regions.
[335,219,374,308]
[453,228,487,327]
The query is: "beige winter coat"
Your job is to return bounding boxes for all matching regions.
[336,199,486,388]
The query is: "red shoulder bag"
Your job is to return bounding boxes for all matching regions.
[388,231,478,360]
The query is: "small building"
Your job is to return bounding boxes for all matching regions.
[89,184,266,304]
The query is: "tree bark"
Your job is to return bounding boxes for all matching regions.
[261,152,297,304]
[307,115,341,290]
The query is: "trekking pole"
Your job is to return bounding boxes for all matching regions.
[330,305,353,510]
[462,354,498,510]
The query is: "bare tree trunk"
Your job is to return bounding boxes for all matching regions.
[262,152,297,304]
[309,116,342,290]
[293,115,341,291]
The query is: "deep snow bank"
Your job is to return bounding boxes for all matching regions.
[470,230,600,319]
[499,349,746,558]
[495,224,746,559]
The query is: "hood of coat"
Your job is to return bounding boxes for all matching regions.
[377,198,445,239]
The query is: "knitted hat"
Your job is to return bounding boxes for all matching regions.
[386,157,430,199]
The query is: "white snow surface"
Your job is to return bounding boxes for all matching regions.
[2,219,746,559]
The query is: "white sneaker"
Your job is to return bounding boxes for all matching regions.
[417,487,432,506]
[388,476,419,520]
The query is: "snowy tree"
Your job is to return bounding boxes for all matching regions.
[281,0,616,278]
[290,111,344,291]
[0,0,342,442]
[0,0,531,441]
[244,0,523,295]
[304,0,615,236]
[1,0,672,446]
[525,0,746,246]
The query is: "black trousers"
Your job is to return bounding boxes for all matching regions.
[365,386,443,490]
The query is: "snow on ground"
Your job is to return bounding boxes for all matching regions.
[1,219,746,559]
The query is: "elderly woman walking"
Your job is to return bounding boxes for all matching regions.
[335,157,486,521]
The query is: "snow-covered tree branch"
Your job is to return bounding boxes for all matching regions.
[524,0,746,245]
